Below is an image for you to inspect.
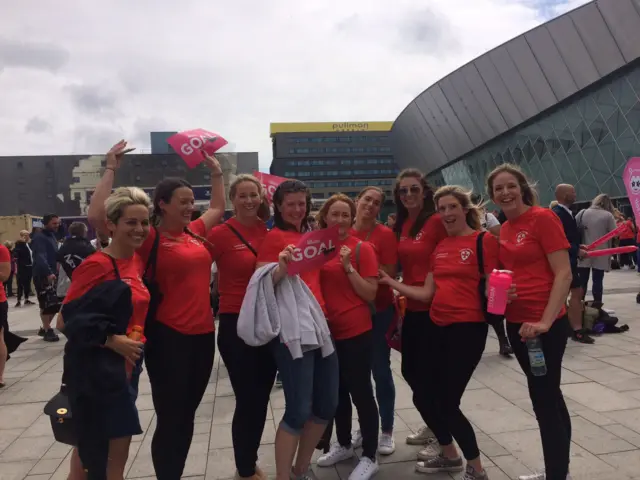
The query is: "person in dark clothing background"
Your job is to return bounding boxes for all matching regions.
[14,230,35,307]
[31,214,62,342]
[58,223,96,279]
[551,184,593,345]
[2,242,15,298]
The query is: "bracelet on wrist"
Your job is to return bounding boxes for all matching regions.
[105,167,116,173]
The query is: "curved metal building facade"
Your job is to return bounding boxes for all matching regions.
[392,0,640,206]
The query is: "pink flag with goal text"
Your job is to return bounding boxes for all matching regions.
[167,129,228,168]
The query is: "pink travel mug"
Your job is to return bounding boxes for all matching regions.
[487,269,513,315]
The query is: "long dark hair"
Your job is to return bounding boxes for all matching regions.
[393,168,436,238]
[272,180,312,232]
[151,177,212,246]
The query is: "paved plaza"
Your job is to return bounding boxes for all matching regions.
[1,271,639,480]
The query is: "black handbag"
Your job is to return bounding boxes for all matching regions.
[143,227,162,335]
[44,384,76,446]
[40,283,61,315]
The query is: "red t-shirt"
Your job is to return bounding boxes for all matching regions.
[320,236,379,340]
[351,224,397,311]
[63,252,150,336]
[619,219,635,240]
[137,219,214,335]
[397,214,448,311]
[499,206,570,324]
[0,244,10,303]
[256,227,326,314]
[430,232,499,326]
[206,218,268,315]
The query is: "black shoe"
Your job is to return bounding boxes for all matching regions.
[25,299,35,306]
[43,329,59,342]
[573,329,595,344]
[38,327,45,337]
[14,301,21,308]
[499,340,513,357]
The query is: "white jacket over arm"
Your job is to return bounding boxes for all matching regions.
[237,263,334,359]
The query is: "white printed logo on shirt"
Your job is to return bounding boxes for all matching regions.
[516,231,528,244]
[460,248,472,262]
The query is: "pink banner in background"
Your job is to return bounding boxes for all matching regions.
[253,172,289,203]
[167,129,228,168]
[623,157,640,221]
[287,226,340,276]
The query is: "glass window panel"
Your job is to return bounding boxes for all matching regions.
[511,147,524,165]
[598,176,623,198]
[567,147,588,180]
[523,140,535,163]
[589,116,608,144]
[533,137,547,158]
[553,152,579,185]
[627,68,640,93]
[572,121,592,148]
[502,148,514,164]
[605,109,631,139]
[624,101,640,136]
[576,170,599,200]
[563,105,583,131]
[614,129,638,173]
[610,78,638,114]
[598,134,617,172]
[559,127,575,153]
[539,152,561,182]
[595,88,618,119]
[545,136,561,156]
[577,96,600,124]
[549,112,568,131]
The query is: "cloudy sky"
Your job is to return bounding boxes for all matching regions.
[1,0,589,170]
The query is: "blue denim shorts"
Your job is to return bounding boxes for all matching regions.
[271,340,339,435]
[105,361,143,439]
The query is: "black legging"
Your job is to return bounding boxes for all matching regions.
[507,316,571,480]
[16,266,33,301]
[145,321,215,480]
[401,310,433,428]
[423,318,487,460]
[333,330,379,460]
[217,314,277,478]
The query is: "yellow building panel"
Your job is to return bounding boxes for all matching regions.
[270,121,393,135]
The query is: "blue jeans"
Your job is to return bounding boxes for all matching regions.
[271,340,339,435]
[578,267,605,304]
[371,305,396,432]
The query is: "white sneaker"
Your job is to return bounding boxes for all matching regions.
[348,457,379,480]
[518,472,545,480]
[378,433,395,455]
[416,437,441,460]
[317,443,355,467]
[405,425,434,445]
[352,429,363,448]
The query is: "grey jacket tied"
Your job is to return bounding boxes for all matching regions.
[237,263,334,359]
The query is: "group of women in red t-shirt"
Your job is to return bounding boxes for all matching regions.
[62,138,574,480]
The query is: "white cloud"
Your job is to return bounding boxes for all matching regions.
[0,0,589,170]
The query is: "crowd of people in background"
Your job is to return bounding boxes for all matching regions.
[1,137,639,480]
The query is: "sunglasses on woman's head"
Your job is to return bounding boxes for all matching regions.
[398,185,422,196]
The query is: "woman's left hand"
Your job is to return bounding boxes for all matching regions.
[203,152,223,175]
[340,246,352,269]
[519,321,550,339]
[507,283,517,303]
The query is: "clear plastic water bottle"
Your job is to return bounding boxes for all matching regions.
[526,337,547,377]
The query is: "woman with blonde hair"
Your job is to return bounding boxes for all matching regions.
[60,186,152,480]
[380,186,496,479]
[206,174,274,480]
[576,193,617,308]
[487,163,572,480]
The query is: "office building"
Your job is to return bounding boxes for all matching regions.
[392,0,640,212]
[270,122,399,217]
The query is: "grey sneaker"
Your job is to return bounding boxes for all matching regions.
[290,468,318,480]
[416,437,441,460]
[415,454,463,474]
[406,425,433,445]
[462,464,489,480]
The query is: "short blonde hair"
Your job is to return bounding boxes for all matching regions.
[3,240,15,250]
[433,185,483,230]
[105,187,151,225]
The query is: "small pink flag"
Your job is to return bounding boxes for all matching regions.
[167,129,228,168]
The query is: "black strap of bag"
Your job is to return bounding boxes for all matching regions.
[476,232,504,326]
[105,253,121,281]
[226,223,257,256]
[142,227,163,331]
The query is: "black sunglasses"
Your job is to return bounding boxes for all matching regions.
[398,185,422,196]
